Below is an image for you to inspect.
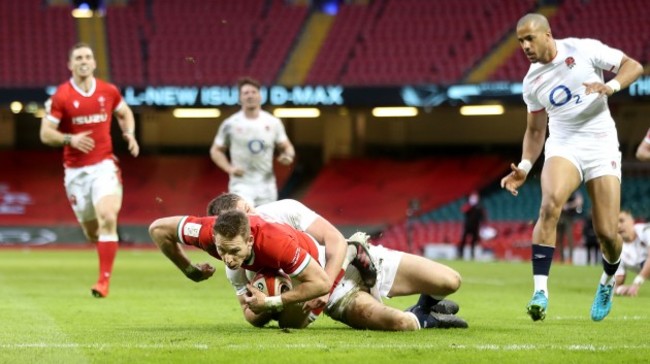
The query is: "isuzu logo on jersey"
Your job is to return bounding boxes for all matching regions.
[565,57,576,69]
[72,113,108,125]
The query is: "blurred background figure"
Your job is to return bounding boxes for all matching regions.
[210,77,295,206]
[635,128,650,161]
[457,191,486,260]
[556,190,584,263]
[582,208,600,266]
[614,209,650,297]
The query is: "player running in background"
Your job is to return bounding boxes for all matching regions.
[209,77,295,206]
[614,210,650,297]
[40,42,139,298]
[635,128,650,161]
[207,193,466,330]
[500,13,643,321]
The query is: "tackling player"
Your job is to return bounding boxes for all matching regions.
[207,193,467,330]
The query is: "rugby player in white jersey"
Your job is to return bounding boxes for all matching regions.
[209,77,295,206]
[500,13,643,321]
[614,210,650,297]
[207,193,467,330]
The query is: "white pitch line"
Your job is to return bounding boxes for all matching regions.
[3,342,650,352]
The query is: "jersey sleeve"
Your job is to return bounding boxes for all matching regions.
[277,240,311,277]
[273,117,289,144]
[522,82,544,113]
[281,200,319,230]
[225,267,249,295]
[213,118,230,147]
[639,224,650,248]
[582,38,624,74]
[107,83,125,111]
[46,90,65,124]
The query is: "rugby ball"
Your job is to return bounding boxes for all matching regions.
[250,270,292,296]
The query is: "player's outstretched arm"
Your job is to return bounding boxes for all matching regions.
[149,216,215,282]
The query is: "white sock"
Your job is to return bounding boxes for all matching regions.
[600,272,616,286]
[533,275,548,297]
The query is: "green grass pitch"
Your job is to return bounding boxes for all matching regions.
[1,248,649,363]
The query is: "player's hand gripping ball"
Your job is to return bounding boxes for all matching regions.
[249,269,292,296]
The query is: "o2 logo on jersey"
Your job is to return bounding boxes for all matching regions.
[248,139,266,154]
[549,85,583,107]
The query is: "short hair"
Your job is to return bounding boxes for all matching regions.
[620,208,634,217]
[213,210,249,240]
[69,42,93,60]
[517,13,551,32]
[237,76,261,91]
[207,193,242,216]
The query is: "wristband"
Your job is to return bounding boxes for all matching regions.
[184,264,202,280]
[605,79,621,94]
[123,129,135,136]
[517,159,532,175]
[264,295,284,311]
[62,134,71,146]
[633,275,645,286]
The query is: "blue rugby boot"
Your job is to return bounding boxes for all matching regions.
[526,290,548,321]
[591,283,614,322]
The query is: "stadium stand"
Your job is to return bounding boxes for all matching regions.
[300,155,510,226]
[0,0,75,87]
[490,0,650,81]
[308,0,536,86]
[142,0,307,86]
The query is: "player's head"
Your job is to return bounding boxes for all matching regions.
[207,193,254,216]
[237,76,262,111]
[213,210,252,269]
[618,209,636,242]
[68,42,96,78]
[516,13,555,64]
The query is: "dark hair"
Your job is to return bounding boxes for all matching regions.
[620,208,634,217]
[237,76,261,91]
[207,193,241,216]
[213,210,249,240]
[69,42,93,60]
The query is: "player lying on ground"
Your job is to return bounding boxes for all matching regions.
[614,210,650,297]
[207,193,467,330]
[149,208,467,330]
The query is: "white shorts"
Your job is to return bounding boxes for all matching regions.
[326,245,403,320]
[229,180,277,207]
[64,159,123,222]
[545,133,621,182]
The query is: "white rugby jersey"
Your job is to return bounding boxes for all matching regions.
[616,223,650,276]
[213,110,289,184]
[522,38,624,138]
[255,199,319,231]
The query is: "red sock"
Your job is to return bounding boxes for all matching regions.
[96,241,118,282]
